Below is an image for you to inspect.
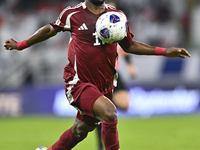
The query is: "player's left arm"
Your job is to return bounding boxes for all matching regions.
[4,24,57,51]
[122,40,191,58]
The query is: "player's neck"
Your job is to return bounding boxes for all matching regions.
[85,1,106,15]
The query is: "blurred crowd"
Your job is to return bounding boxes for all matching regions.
[0,0,200,89]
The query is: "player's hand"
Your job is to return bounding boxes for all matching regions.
[165,47,191,58]
[4,38,19,50]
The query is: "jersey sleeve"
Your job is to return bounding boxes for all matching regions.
[50,6,79,32]
[119,21,134,49]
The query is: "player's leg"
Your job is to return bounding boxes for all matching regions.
[48,86,119,150]
[69,89,120,150]
[93,93,119,150]
[47,117,96,150]
[95,75,128,150]
[73,87,120,150]
[47,86,102,150]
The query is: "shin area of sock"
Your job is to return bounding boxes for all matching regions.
[48,128,81,150]
[101,120,120,150]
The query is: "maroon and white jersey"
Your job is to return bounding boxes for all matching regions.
[50,2,133,100]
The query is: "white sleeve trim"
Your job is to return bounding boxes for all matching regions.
[64,11,79,30]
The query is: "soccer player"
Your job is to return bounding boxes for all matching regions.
[4,0,191,150]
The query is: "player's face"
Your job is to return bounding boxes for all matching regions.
[89,0,105,6]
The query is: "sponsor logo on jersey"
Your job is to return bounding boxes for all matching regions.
[78,23,88,30]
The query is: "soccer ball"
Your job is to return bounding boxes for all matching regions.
[96,11,127,44]
[35,146,47,150]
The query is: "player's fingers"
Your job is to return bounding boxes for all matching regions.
[178,55,186,58]
[4,46,8,50]
[4,44,11,50]
[5,46,12,50]
[180,48,191,57]
[4,40,10,48]
[4,44,10,50]
[3,42,9,46]
[4,39,16,50]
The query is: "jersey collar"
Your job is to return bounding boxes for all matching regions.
[82,2,108,9]
[82,2,87,9]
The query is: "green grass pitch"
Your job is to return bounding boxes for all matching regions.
[0,114,200,150]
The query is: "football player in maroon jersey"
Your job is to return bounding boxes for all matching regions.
[4,0,191,150]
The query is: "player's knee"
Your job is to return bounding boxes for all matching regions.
[93,96,118,122]
[103,108,118,122]
[72,129,88,140]
[71,119,95,140]
[71,125,89,140]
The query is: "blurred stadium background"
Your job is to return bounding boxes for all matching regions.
[0,0,200,149]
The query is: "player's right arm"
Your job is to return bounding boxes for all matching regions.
[4,24,57,51]
[122,40,191,58]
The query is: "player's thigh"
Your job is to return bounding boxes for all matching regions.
[72,86,117,122]
[72,86,103,118]
[71,86,103,127]
[93,95,117,122]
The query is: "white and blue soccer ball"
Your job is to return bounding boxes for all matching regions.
[96,11,128,44]
[35,147,47,150]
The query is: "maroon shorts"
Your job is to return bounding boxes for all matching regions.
[70,86,112,127]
